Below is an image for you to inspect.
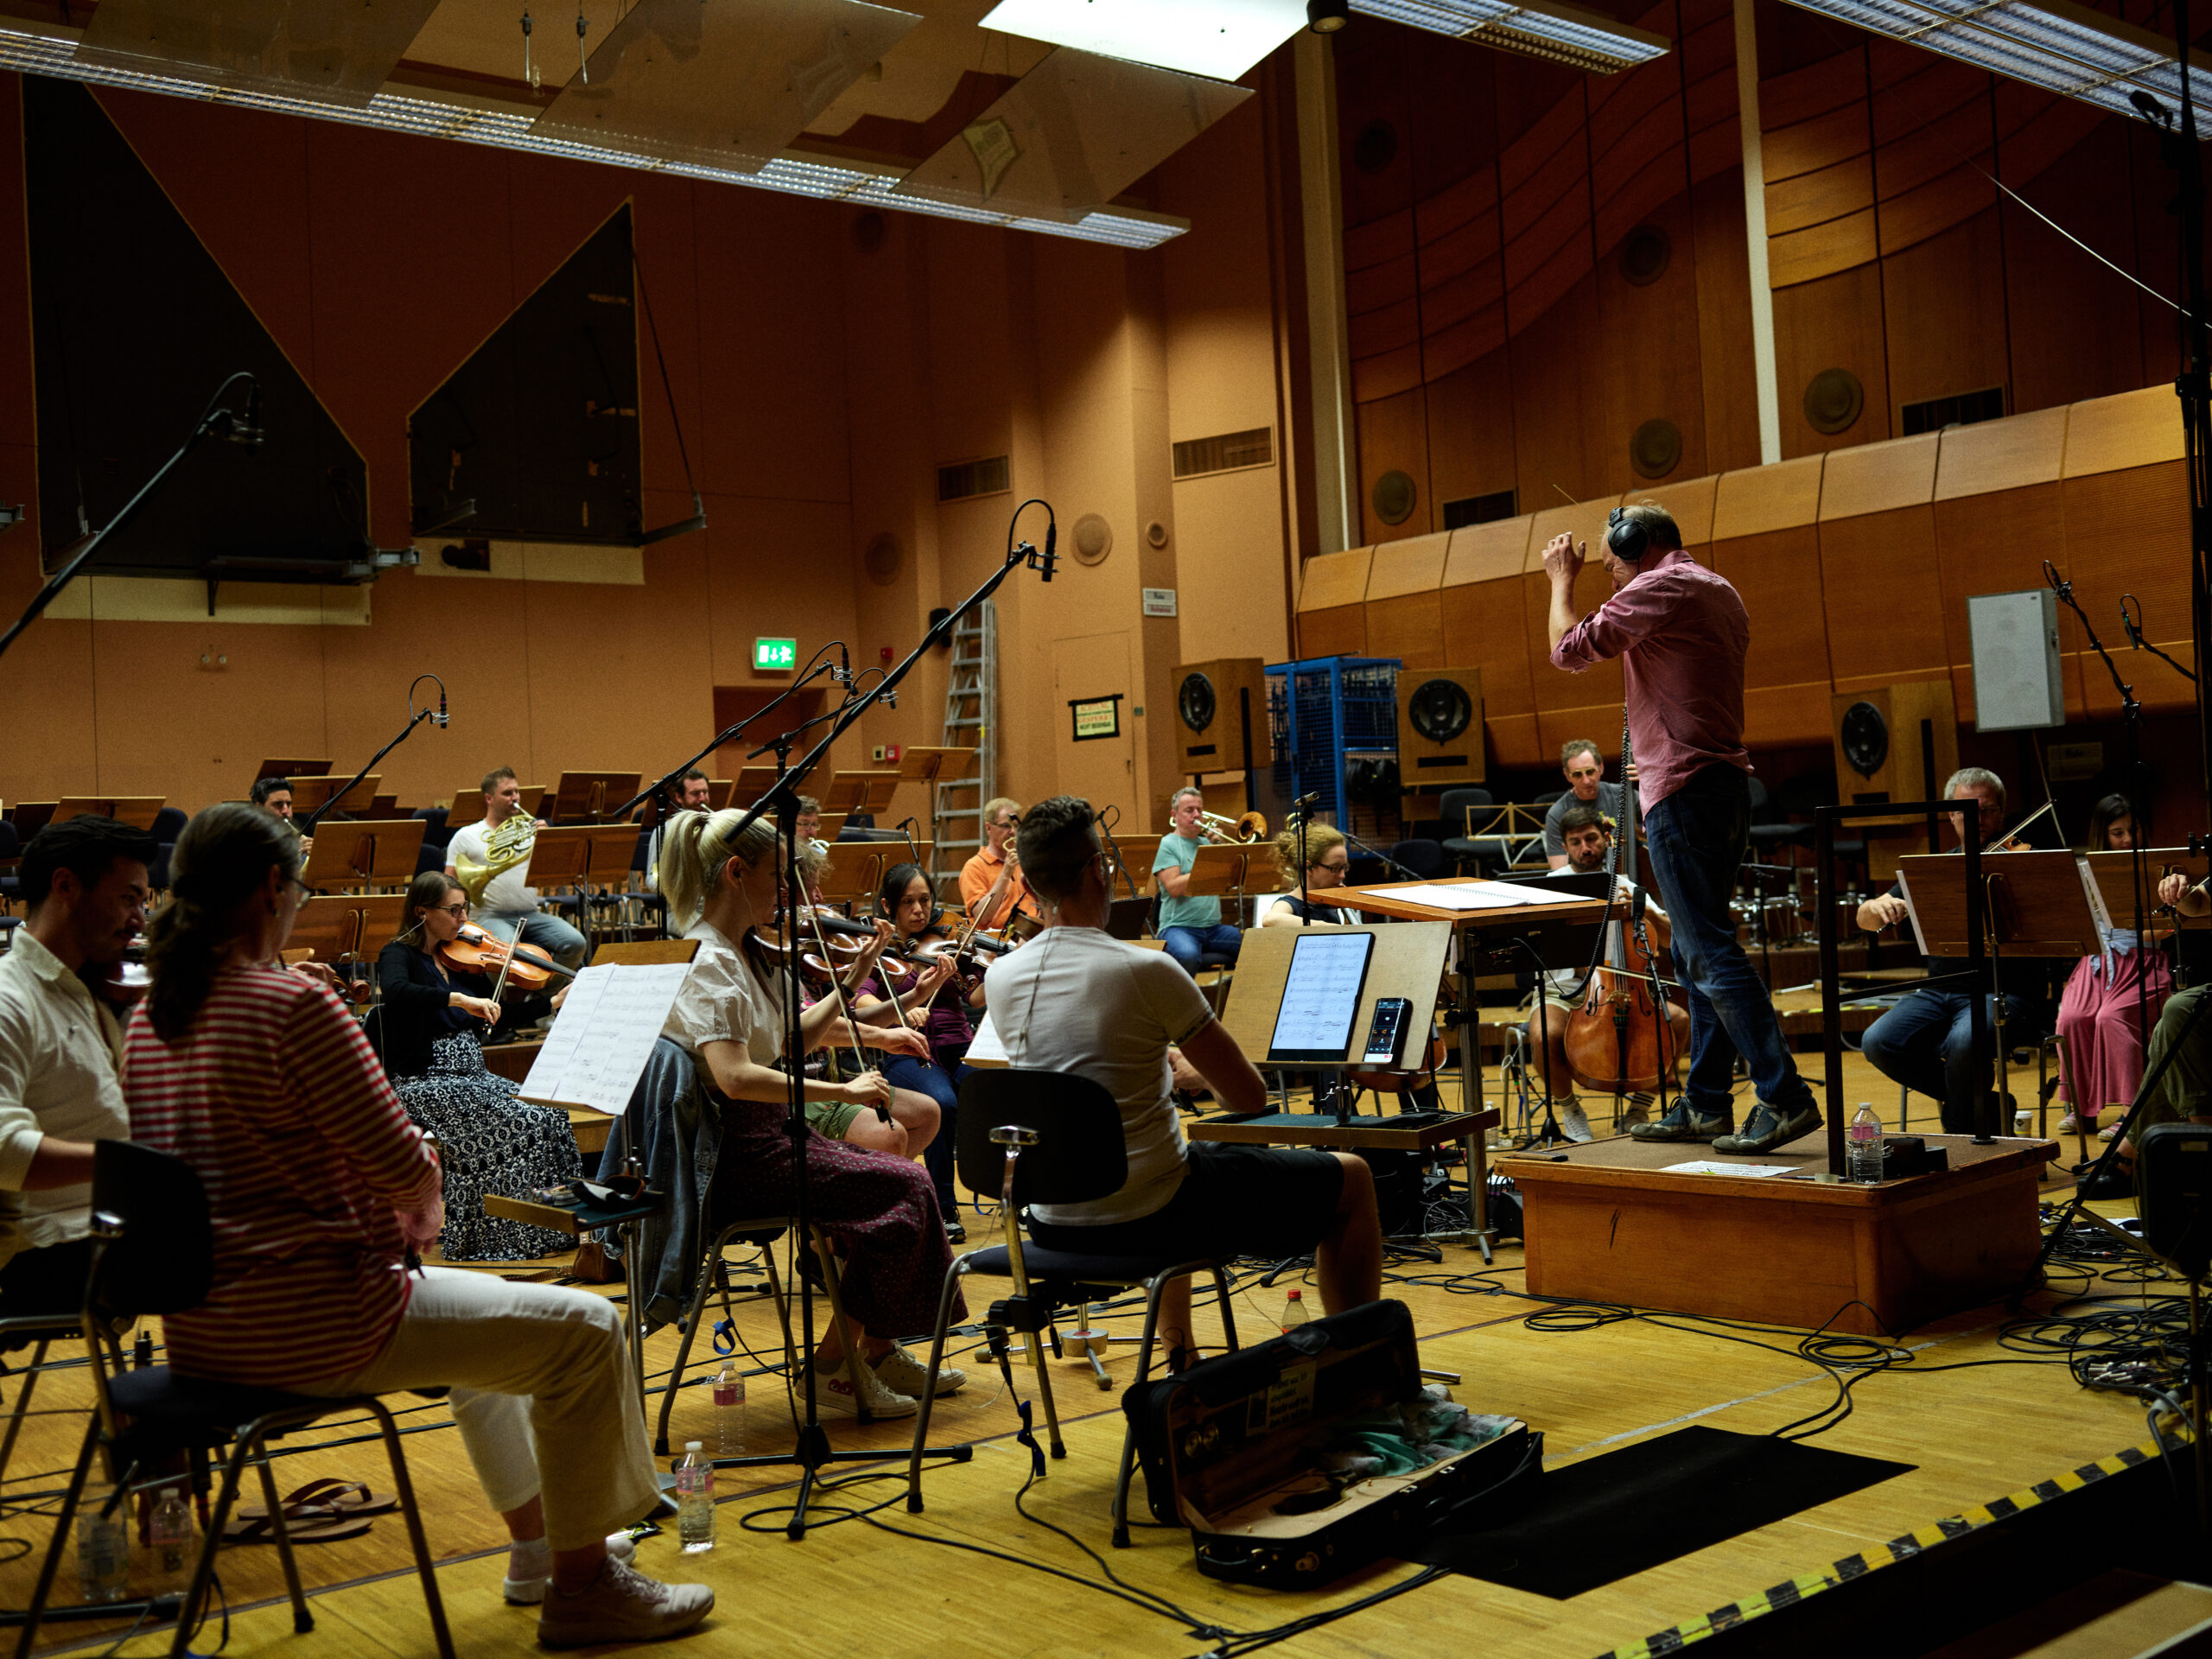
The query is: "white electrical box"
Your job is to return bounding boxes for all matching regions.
[1967,589,2065,732]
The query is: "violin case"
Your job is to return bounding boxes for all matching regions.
[1121,1299,1541,1588]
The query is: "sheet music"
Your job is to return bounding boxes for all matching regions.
[1268,932,1374,1059]
[518,963,691,1116]
[1382,881,1588,912]
[968,1007,1008,1065]
[1895,868,1931,957]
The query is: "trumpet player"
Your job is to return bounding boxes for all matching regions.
[1152,788,1243,977]
[959,798,1039,931]
[446,767,588,972]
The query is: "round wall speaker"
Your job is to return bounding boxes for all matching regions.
[863,531,901,586]
[1178,671,1217,734]
[1352,120,1398,174]
[1372,469,1417,525]
[852,210,887,253]
[1145,520,1170,549]
[1071,512,1112,565]
[1630,418,1681,480]
[1840,700,1889,777]
[1620,225,1670,286]
[1408,677,1473,744]
[1804,368,1865,435]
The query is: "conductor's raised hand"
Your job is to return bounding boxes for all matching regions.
[1541,532,1585,585]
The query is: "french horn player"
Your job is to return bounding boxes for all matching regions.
[445,766,588,971]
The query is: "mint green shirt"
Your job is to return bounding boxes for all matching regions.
[1152,832,1221,929]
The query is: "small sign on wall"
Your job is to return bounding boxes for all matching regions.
[753,636,798,671]
[1069,694,1123,741]
[1141,588,1178,617]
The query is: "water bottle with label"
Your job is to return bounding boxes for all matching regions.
[712,1362,745,1458]
[77,1485,130,1603]
[675,1443,715,1553]
[150,1485,192,1583]
[1847,1103,1885,1184]
[1280,1288,1309,1334]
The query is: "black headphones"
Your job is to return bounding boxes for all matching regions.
[1605,506,1649,564]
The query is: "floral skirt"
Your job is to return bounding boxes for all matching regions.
[395,1033,581,1262]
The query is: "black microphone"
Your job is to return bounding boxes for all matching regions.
[1293,791,1323,810]
[1042,518,1057,582]
[2122,595,2145,650]
[834,645,853,685]
[437,684,448,728]
[225,385,263,451]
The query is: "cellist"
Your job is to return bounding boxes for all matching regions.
[1521,804,1687,1142]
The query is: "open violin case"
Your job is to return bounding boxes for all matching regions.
[1122,1299,1541,1588]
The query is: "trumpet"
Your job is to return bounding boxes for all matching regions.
[1198,810,1269,844]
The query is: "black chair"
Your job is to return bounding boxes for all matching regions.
[20,1142,453,1658]
[1746,775,1811,855]
[148,808,188,845]
[905,1070,1240,1545]
[1387,838,1446,879]
[0,819,21,913]
[1438,787,1508,874]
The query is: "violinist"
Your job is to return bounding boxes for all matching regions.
[959,798,1039,932]
[376,872,580,1261]
[1858,768,2053,1133]
[1522,804,1687,1142]
[2050,795,2174,1137]
[0,817,153,1315]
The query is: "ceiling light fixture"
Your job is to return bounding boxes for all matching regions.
[0,24,1186,247]
[1308,0,1351,33]
[1349,0,1668,71]
[1776,0,2212,127]
[979,0,1303,81]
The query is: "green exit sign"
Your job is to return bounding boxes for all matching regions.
[753,637,798,671]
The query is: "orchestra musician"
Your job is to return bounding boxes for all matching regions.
[987,796,1379,1370]
[123,804,709,1646]
[1259,822,1351,926]
[2050,794,2171,1135]
[655,808,964,1420]
[642,770,712,893]
[1152,788,1243,976]
[1543,740,1622,870]
[2105,866,2212,1179]
[959,798,1039,932]
[1856,768,2052,1133]
[0,817,154,1315]
[251,774,308,844]
[447,767,588,971]
[376,871,582,1262]
[1547,501,1822,1154]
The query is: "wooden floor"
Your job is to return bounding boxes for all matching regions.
[0,1043,2183,1659]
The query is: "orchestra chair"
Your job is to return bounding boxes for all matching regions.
[17,1142,453,1659]
[1437,787,1507,875]
[903,1070,1241,1546]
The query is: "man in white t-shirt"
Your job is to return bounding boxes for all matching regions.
[446,767,588,970]
[985,796,1381,1366]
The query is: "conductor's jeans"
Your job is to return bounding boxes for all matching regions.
[294,1268,658,1553]
[1641,762,1817,1122]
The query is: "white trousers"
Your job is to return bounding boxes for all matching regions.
[296,1268,659,1552]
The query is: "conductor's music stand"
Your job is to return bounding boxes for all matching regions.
[550,772,643,825]
[301,820,428,893]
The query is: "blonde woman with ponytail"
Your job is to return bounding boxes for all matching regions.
[123,806,712,1646]
[658,807,969,1421]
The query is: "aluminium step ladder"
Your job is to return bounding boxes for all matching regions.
[929,600,996,900]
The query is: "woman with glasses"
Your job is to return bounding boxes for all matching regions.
[375,870,580,1260]
[1261,823,1353,927]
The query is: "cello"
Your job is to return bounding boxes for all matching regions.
[1563,749,1680,1098]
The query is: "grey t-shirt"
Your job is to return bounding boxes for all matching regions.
[1542,782,1624,857]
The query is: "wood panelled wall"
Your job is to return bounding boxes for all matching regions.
[1298,385,2196,767]
[1336,0,2187,536]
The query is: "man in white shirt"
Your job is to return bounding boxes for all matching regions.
[0,816,154,1313]
[986,796,1381,1365]
[446,767,588,969]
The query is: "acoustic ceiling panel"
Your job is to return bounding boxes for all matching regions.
[74,0,442,105]
[534,0,923,175]
[892,47,1251,219]
[976,0,1302,82]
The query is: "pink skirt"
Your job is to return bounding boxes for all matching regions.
[2056,948,2174,1113]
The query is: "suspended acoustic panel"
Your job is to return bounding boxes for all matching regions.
[408,205,645,547]
[534,0,922,175]
[74,0,442,106]
[25,76,377,583]
[892,48,1250,220]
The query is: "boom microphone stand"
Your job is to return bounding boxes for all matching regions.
[301,674,449,834]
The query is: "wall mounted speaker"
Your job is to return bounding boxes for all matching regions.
[1630,418,1681,480]
[1804,368,1866,435]
[1967,588,2065,732]
[1173,658,1267,772]
[1829,680,1957,821]
[1372,470,1417,525]
[1397,667,1484,786]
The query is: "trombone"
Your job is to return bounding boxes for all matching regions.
[1198,810,1270,845]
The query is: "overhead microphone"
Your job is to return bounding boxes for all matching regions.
[834,644,853,686]
[2121,594,2145,650]
[225,385,264,451]
[437,684,449,728]
[1041,517,1058,582]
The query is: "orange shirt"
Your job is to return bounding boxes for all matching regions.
[960,844,1039,929]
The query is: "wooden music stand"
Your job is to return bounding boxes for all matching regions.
[300,819,427,893]
[817,813,849,841]
[51,798,166,830]
[2087,848,2207,931]
[820,842,887,907]
[255,759,331,785]
[448,783,543,819]
[288,893,406,968]
[897,747,977,784]
[826,771,899,815]
[288,775,379,817]
[1895,849,2104,959]
[1108,834,1158,894]
[1219,921,1452,1074]
[522,826,597,891]
[368,793,399,817]
[10,804,56,838]
[734,766,782,805]
[1185,843,1257,908]
[550,772,643,824]
[709,779,734,810]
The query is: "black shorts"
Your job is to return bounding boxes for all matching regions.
[1027,1143,1344,1262]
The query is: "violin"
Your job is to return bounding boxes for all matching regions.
[436,924,575,991]
[747,923,908,988]
[1563,758,1681,1096]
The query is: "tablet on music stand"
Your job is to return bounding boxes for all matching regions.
[1266,931,1376,1065]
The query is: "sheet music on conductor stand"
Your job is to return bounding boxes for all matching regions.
[519,963,691,1115]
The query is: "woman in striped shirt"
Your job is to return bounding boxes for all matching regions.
[121,804,711,1649]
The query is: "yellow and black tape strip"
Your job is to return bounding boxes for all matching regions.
[1599,1440,2159,1658]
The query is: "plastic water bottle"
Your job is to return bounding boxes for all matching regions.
[1280,1288,1309,1334]
[77,1485,130,1602]
[150,1485,192,1581]
[1847,1103,1884,1185]
[712,1363,745,1457]
[675,1443,715,1553]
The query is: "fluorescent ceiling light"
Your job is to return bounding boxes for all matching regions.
[1351,0,1669,72]
[1779,0,2212,128]
[0,24,1186,247]
[978,0,1304,81]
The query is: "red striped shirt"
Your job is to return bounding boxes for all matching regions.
[121,964,440,1386]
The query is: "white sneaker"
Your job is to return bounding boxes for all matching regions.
[802,1357,918,1419]
[1555,1099,1594,1144]
[871,1343,965,1397]
[503,1531,636,1605]
[537,1557,713,1648]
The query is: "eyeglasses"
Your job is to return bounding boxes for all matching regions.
[1315,859,1351,873]
[435,902,470,918]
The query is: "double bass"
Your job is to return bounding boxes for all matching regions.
[1563,753,1680,1095]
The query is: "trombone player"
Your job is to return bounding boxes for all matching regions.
[1151,787,1244,977]
[446,766,588,971]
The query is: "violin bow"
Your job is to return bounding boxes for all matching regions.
[797,905,881,1083]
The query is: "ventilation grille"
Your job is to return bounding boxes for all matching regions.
[1442,489,1517,529]
[937,455,1011,501]
[1173,427,1274,479]
[1901,386,2005,437]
